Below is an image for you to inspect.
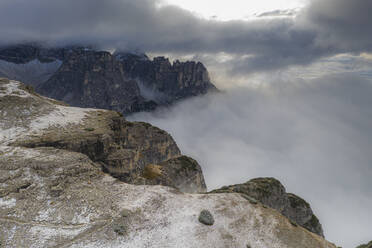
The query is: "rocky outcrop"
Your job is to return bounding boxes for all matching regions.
[0,78,205,193]
[115,52,217,103]
[0,78,338,248]
[0,44,217,114]
[0,146,337,248]
[131,156,207,193]
[36,48,157,114]
[357,241,372,248]
[210,177,324,237]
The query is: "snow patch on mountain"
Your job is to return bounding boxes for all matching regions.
[0,80,100,145]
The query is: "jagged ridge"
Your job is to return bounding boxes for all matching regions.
[0,44,217,114]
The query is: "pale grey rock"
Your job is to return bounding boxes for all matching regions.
[198,210,214,225]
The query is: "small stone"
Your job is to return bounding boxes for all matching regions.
[113,223,126,236]
[198,210,214,226]
[120,209,131,218]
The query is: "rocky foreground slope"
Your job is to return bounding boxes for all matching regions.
[0,78,336,247]
[0,44,217,114]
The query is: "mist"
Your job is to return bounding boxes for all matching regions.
[130,73,372,248]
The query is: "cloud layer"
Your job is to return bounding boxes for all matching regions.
[0,0,371,73]
[130,73,372,248]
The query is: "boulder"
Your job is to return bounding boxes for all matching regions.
[198,210,214,225]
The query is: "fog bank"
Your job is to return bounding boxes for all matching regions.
[130,73,372,248]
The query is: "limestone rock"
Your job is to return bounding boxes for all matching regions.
[198,210,214,225]
[0,44,217,114]
[0,79,204,193]
[132,156,207,193]
[0,146,337,248]
[115,52,217,103]
[210,177,324,237]
[36,48,155,114]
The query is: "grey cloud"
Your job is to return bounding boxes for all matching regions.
[0,0,371,73]
[303,0,372,52]
[129,73,372,248]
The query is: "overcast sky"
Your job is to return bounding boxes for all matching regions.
[1,0,372,247]
[0,0,371,75]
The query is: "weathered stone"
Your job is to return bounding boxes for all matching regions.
[198,210,214,226]
[210,177,324,237]
[0,146,337,248]
[285,193,324,237]
[131,155,207,193]
[0,80,205,193]
[0,44,217,114]
[115,51,217,104]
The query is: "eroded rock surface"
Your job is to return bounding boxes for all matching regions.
[0,78,205,193]
[0,146,336,248]
[0,44,217,114]
[131,156,207,193]
[115,52,217,103]
[210,177,324,237]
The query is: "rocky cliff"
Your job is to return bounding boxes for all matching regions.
[115,52,216,103]
[0,44,217,114]
[0,78,205,192]
[0,78,337,247]
[210,178,324,237]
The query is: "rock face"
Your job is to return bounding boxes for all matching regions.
[0,44,217,114]
[210,177,324,237]
[37,48,156,114]
[0,78,205,193]
[115,52,216,103]
[0,78,337,248]
[132,156,207,193]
